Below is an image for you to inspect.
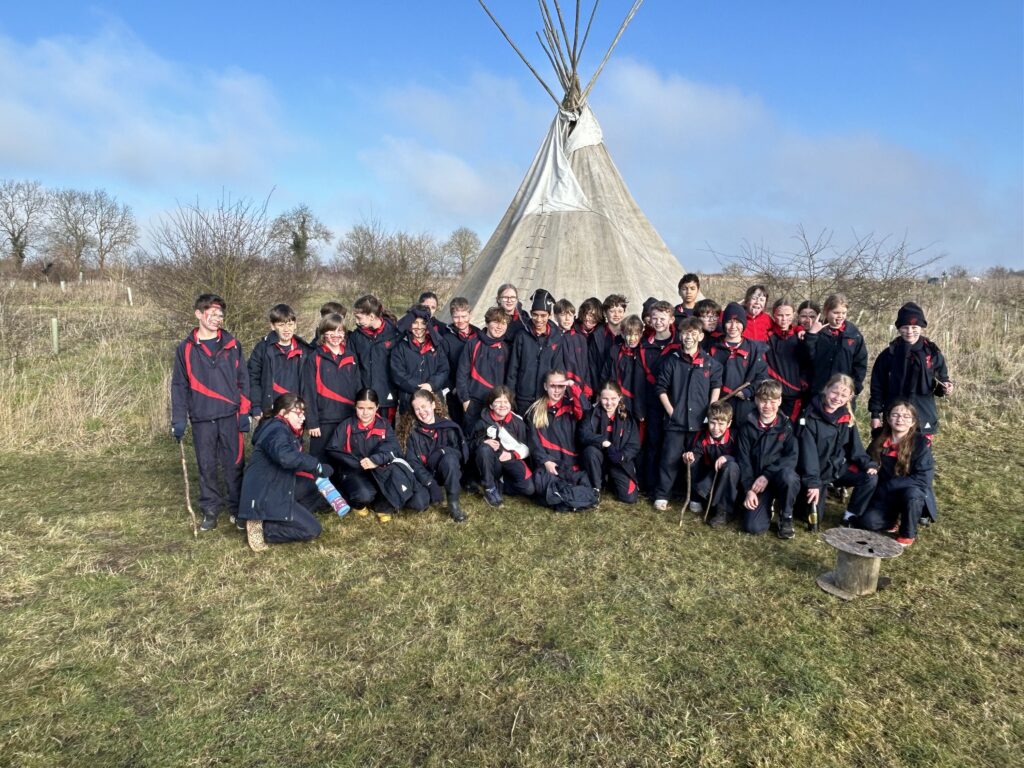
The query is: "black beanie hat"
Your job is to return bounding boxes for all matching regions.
[895,302,927,328]
[397,304,432,334]
[530,289,554,314]
[642,297,658,318]
[722,301,747,328]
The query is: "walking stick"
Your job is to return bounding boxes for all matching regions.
[178,441,199,538]
[718,381,753,403]
[704,465,721,523]
[679,459,692,528]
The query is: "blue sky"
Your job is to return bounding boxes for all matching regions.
[1,1,1021,271]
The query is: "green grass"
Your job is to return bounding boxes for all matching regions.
[1,426,1021,767]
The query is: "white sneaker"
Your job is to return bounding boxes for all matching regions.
[688,501,703,513]
[654,499,668,511]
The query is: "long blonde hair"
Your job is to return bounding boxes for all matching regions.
[822,373,856,422]
[525,368,568,430]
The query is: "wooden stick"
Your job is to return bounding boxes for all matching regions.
[571,0,581,65]
[577,0,600,63]
[679,458,692,528]
[179,441,199,538]
[478,0,561,106]
[550,0,574,67]
[718,380,753,403]
[704,466,720,522]
[582,0,643,103]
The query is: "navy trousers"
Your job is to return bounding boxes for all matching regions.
[192,414,243,515]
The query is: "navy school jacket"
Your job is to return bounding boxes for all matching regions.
[238,416,321,522]
[171,328,251,424]
[389,334,449,413]
[503,305,531,343]
[602,339,648,416]
[471,408,531,457]
[348,319,399,409]
[578,408,641,479]
[562,326,595,401]
[765,325,809,403]
[507,321,564,410]
[248,330,311,416]
[639,332,674,416]
[736,412,799,489]
[655,345,724,433]
[404,418,468,486]
[871,433,938,521]
[796,396,876,488]
[326,414,417,510]
[805,321,868,395]
[710,338,768,425]
[456,331,509,404]
[528,384,584,472]
[691,427,736,469]
[868,337,949,434]
[301,342,360,430]
[590,324,618,392]
[438,323,480,390]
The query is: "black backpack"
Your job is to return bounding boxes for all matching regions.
[544,477,599,512]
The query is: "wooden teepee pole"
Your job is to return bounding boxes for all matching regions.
[581,0,643,103]
[478,0,561,107]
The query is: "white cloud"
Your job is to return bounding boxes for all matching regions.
[0,26,294,186]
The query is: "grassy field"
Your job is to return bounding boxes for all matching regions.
[1,278,1022,767]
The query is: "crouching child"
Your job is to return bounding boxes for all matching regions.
[404,389,470,523]
[472,386,534,508]
[579,381,641,503]
[687,400,740,527]
[737,379,800,538]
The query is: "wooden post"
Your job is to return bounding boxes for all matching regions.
[32,280,37,289]
[127,287,134,307]
[51,318,60,355]
[78,271,84,283]
[60,280,66,292]
[817,528,903,600]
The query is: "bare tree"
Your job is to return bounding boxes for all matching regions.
[91,190,139,273]
[714,226,942,310]
[142,193,313,341]
[46,189,95,274]
[442,226,481,277]
[0,179,49,270]
[269,204,333,269]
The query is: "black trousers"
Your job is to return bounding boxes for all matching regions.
[263,503,322,543]
[655,430,698,501]
[856,480,926,539]
[580,445,638,502]
[796,466,877,523]
[741,469,800,534]
[409,450,464,510]
[192,414,244,515]
[693,459,740,514]
[640,409,665,494]
[475,445,535,496]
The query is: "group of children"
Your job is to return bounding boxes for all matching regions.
[170,274,952,552]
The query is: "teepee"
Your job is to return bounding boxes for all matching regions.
[445,0,684,324]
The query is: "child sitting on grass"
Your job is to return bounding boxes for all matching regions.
[684,400,739,528]
[579,381,641,503]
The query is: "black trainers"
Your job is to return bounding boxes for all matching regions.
[708,509,728,528]
[199,510,218,531]
[483,486,504,508]
[448,497,468,523]
[778,517,795,539]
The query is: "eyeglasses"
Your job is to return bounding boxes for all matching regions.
[889,413,914,421]
[500,295,518,302]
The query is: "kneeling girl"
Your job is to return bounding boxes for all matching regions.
[405,389,469,522]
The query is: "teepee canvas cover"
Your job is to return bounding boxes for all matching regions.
[446,0,683,324]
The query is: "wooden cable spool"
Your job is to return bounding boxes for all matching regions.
[817,527,904,600]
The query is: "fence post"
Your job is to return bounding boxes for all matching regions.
[51,318,60,355]
[127,286,134,307]
[60,280,66,292]
[79,271,84,284]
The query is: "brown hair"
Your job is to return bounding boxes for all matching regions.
[597,380,630,421]
[869,400,919,476]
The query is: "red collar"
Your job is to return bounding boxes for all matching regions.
[275,414,304,437]
[490,410,512,425]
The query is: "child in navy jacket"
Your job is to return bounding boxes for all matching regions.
[248,303,310,420]
[349,295,399,423]
[457,307,510,433]
[507,289,564,414]
[579,381,641,503]
[765,297,810,423]
[471,386,534,507]
[709,302,768,427]
[390,304,449,414]
[171,293,251,532]
[804,293,868,398]
[404,389,469,522]
[686,400,740,527]
[301,313,360,472]
[438,296,480,427]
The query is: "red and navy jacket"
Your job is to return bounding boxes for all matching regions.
[710,338,768,399]
[438,323,480,392]
[578,407,641,478]
[503,304,531,342]
[248,330,311,415]
[300,342,360,430]
[797,396,876,488]
[655,345,724,432]
[639,332,674,417]
[456,331,509,404]
[805,321,868,395]
[389,333,449,412]
[171,328,251,424]
[868,337,949,434]
[766,323,809,413]
[404,418,468,486]
[561,325,595,402]
[736,412,799,490]
[348,319,399,409]
[325,414,401,471]
[590,324,618,390]
[673,303,696,324]
[691,427,736,470]
[507,321,564,409]
[873,433,935,497]
[602,338,648,416]
[471,408,531,463]
[528,384,584,473]
[742,311,772,343]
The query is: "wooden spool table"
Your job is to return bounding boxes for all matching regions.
[817,527,903,600]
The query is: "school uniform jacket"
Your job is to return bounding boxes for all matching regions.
[405,418,468,486]
[348,319,399,409]
[736,413,799,490]
[471,409,531,461]
[765,324,809,404]
[503,305,531,342]
[691,427,736,470]
[796,396,876,488]
[872,433,937,519]
[326,415,414,510]
[562,325,595,401]
[389,333,449,412]
[507,322,564,408]
[656,346,724,432]
[673,303,696,323]
[238,417,321,522]
[578,408,641,479]
[438,323,480,392]
[248,331,311,416]
[602,338,648,416]
[528,386,584,472]
[456,331,509,404]
[301,342,360,431]
[805,321,868,394]
[171,328,251,425]
[639,332,674,416]
[710,338,768,400]
[590,324,618,391]
[868,337,949,433]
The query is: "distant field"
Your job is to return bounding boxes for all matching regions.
[0,277,1021,767]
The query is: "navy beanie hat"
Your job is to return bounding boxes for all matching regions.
[895,302,927,328]
[722,301,747,328]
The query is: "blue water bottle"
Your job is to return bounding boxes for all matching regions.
[315,476,351,518]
